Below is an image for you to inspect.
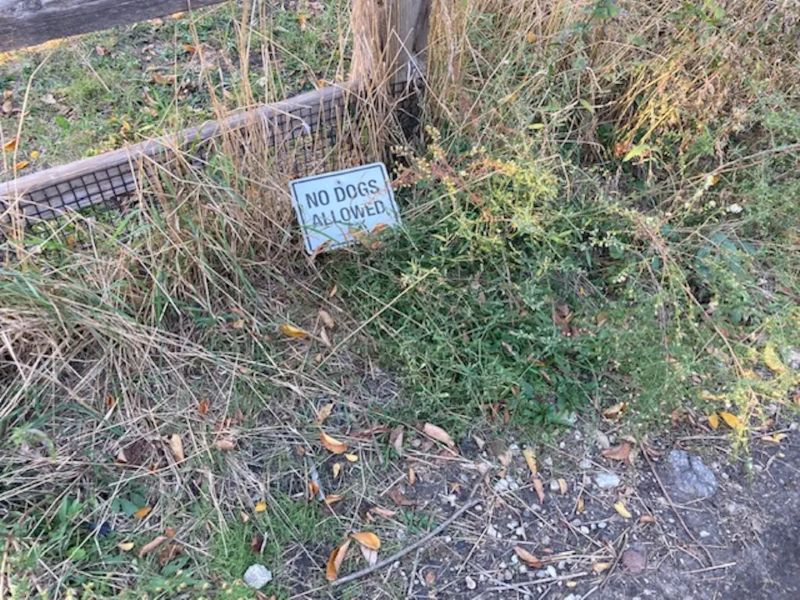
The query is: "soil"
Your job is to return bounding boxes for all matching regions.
[322,411,800,600]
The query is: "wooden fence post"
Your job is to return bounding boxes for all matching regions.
[351,0,432,90]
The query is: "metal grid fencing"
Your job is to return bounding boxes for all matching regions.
[0,81,420,255]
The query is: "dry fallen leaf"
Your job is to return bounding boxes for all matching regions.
[319,309,335,329]
[390,426,404,455]
[514,546,543,568]
[763,344,787,375]
[592,561,612,574]
[602,402,626,420]
[326,540,351,582]
[320,431,348,454]
[332,463,342,479]
[576,496,585,514]
[198,399,210,416]
[319,327,332,348]
[708,413,720,430]
[169,434,184,462]
[14,160,29,172]
[388,487,415,507]
[533,477,545,504]
[324,494,344,506]
[422,423,455,447]
[138,535,167,558]
[117,541,135,552]
[215,438,236,451]
[3,137,18,152]
[639,514,656,525]
[359,544,378,566]
[351,531,381,551]
[557,478,568,495]
[279,323,309,339]
[408,466,416,485]
[719,411,744,432]
[614,501,632,519]
[255,501,268,513]
[370,506,396,519]
[133,506,152,519]
[316,403,334,424]
[762,433,788,444]
[602,441,633,463]
[344,453,358,463]
[522,448,538,476]
[151,73,176,85]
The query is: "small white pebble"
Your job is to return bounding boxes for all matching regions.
[465,576,477,590]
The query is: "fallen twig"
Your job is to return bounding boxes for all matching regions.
[331,498,480,588]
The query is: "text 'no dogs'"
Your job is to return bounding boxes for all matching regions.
[289,163,401,254]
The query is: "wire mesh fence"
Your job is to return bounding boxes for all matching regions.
[0,81,420,257]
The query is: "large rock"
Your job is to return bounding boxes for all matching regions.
[664,450,717,501]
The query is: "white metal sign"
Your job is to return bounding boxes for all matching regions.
[289,163,400,254]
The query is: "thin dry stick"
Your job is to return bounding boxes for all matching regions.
[641,449,714,568]
[331,498,479,588]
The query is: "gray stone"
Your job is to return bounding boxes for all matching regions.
[665,450,717,501]
[787,348,800,370]
[595,471,621,490]
[243,564,272,590]
[578,458,593,470]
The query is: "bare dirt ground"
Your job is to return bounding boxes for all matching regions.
[306,394,800,600]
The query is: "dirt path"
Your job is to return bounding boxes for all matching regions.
[330,414,800,599]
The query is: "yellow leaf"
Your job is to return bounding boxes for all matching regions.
[117,541,135,552]
[557,478,568,495]
[613,501,632,519]
[526,31,536,44]
[316,403,334,424]
[324,494,344,506]
[14,160,29,171]
[169,433,184,462]
[708,413,719,430]
[719,411,743,432]
[514,546,543,568]
[279,323,309,339]
[700,390,724,402]
[522,448,538,476]
[326,540,350,582]
[254,501,268,513]
[344,453,358,463]
[408,466,416,485]
[576,496,585,514]
[762,433,788,444]
[30,150,40,159]
[763,344,787,375]
[351,531,381,551]
[332,463,342,479]
[320,431,348,454]
[3,137,17,152]
[422,423,455,447]
[133,506,152,519]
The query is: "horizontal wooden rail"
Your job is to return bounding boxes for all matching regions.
[0,84,355,227]
[0,0,228,53]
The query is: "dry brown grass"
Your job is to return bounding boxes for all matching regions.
[1,0,799,596]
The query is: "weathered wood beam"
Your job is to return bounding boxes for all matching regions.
[0,84,353,228]
[0,0,228,53]
[351,0,431,88]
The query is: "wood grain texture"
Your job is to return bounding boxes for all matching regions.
[0,84,352,224]
[0,0,228,52]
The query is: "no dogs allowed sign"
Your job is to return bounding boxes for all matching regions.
[289,163,401,254]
